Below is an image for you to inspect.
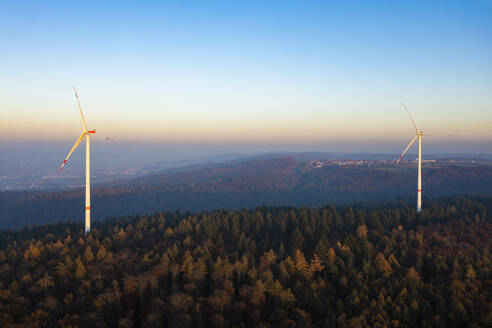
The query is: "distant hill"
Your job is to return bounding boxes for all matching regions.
[1,157,492,229]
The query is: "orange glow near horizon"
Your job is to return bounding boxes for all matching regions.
[2,111,491,149]
[1,90,491,151]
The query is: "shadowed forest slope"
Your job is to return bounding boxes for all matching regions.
[2,157,492,228]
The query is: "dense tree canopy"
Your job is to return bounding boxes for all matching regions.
[0,195,491,327]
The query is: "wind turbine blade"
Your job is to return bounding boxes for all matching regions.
[74,87,87,132]
[402,102,418,133]
[59,132,86,170]
[396,134,418,164]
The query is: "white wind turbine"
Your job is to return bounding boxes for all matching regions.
[396,103,423,213]
[59,88,96,234]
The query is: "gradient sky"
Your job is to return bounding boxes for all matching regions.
[1,0,491,157]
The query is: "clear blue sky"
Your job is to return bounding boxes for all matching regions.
[1,0,491,157]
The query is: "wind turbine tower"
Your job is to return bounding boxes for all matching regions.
[59,88,96,234]
[396,103,423,213]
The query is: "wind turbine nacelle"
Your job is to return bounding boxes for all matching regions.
[87,130,96,134]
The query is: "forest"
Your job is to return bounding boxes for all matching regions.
[2,157,492,229]
[0,195,490,327]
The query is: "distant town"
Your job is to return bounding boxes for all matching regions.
[306,159,394,168]
[305,158,482,169]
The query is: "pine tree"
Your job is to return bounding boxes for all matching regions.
[74,257,87,279]
[84,246,95,262]
[374,253,392,278]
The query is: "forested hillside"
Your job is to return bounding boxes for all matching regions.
[2,157,492,229]
[0,195,490,327]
